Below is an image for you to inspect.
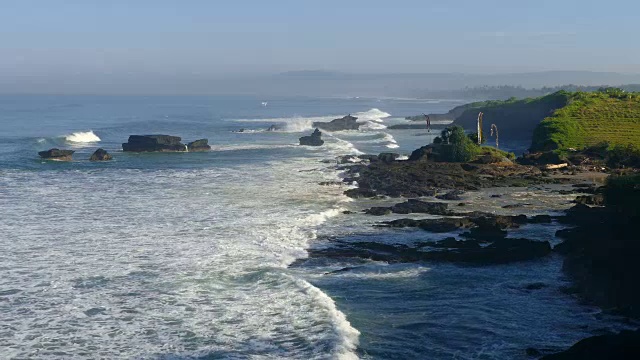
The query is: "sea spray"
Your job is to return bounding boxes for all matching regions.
[65,130,101,143]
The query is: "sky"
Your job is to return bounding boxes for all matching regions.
[1,0,639,93]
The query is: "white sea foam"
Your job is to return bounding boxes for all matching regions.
[353,108,391,123]
[65,130,101,143]
[295,279,360,360]
[210,144,296,152]
[64,130,100,143]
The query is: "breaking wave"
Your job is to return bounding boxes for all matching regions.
[65,130,101,143]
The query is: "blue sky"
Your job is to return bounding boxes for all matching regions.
[1,0,639,77]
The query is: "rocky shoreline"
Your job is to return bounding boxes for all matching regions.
[315,148,640,358]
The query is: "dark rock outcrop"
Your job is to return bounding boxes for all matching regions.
[38,148,74,161]
[378,153,400,163]
[89,148,112,161]
[307,237,551,265]
[541,330,640,360]
[364,200,451,217]
[408,145,434,161]
[381,217,474,233]
[122,135,186,152]
[342,158,550,199]
[312,115,359,131]
[299,128,324,146]
[187,139,211,152]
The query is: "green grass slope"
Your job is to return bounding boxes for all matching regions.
[531,90,640,151]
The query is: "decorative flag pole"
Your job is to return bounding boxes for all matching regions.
[490,124,499,148]
[477,112,484,144]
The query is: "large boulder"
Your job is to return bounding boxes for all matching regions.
[187,139,211,152]
[408,145,434,161]
[38,148,74,161]
[122,135,186,152]
[377,153,400,163]
[312,115,360,131]
[89,148,112,161]
[299,128,324,146]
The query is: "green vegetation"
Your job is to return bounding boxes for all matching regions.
[450,91,572,141]
[531,89,640,152]
[438,126,479,162]
[431,126,514,163]
[478,146,516,161]
[414,84,640,101]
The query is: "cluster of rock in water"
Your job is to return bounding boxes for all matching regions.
[38,117,358,160]
[38,135,211,161]
[298,115,360,146]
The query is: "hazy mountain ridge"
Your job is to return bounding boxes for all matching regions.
[3,71,640,96]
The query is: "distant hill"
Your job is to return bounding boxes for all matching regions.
[4,70,640,96]
[433,89,640,152]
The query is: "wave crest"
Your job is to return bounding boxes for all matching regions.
[65,131,101,143]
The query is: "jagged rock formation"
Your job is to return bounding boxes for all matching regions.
[38,148,74,161]
[312,115,359,131]
[89,148,112,161]
[299,128,324,146]
[187,139,211,152]
[122,135,210,152]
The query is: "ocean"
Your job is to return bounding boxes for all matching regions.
[0,95,629,359]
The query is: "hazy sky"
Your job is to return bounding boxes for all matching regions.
[1,0,639,86]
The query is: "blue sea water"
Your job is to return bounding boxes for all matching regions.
[0,95,630,359]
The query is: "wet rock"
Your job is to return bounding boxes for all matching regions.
[38,148,74,161]
[380,217,474,233]
[408,145,434,161]
[491,194,503,198]
[391,199,451,215]
[309,237,551,265]
[541,329,640,359]
[429,237,481,249]
[530,215,552,223]
[436,190,465,201]
[364,207,393,216]
[502,203,532,209]
[266,124,278,131]
[122,135,186,152]
[299,128,324,146]
[344,188,378,198]
[378,152,400,163]
[187,139,211,152]
[574,194,605,206]
[89,148,112,161]
[312,114,360,131]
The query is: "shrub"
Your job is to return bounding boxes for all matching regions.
[438,126,479,162]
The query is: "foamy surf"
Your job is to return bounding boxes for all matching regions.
[65,130,101,143]
[295,278,360,360]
